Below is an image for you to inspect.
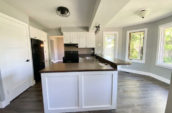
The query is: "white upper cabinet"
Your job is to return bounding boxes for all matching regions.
[63,32,71,44]
[63,32,95,48]
[87,32,96,48]
[78,32,87,48]
[70,32,79,44]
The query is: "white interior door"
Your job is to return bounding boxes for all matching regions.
[0,13,33,102]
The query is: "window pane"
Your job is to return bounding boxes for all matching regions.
[129,31,144,60]
[163,27,172,64]
[103,33,117,58]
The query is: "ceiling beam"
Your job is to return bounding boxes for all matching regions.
[89,0,130,31]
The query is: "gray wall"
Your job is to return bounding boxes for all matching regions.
[121,16,172,80]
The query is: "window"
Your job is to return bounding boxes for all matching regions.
[103,32,118,59]
[126,29,147,63]
[157,23,172,69]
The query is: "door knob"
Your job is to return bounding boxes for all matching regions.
[26,59,30,62]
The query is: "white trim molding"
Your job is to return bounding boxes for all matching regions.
[118,67,170,84]
[125,28,148,63]
[156,22,172,69]
[0,100,10,109]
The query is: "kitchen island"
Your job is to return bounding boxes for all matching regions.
[40,56,130,113]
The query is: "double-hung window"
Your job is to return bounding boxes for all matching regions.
[157,23,172,69]
[126,29,147,63]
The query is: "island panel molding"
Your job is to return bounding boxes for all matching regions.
[41,71,118,113]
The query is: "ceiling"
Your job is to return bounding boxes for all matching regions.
[3,0,172,29]
[106,0,172,27]
[4,0,97,29]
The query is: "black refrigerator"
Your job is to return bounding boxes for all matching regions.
[31,39,45,82]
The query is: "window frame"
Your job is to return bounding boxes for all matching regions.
[103,32,118,58]
[156,22,172,69]
[125,28,148,63]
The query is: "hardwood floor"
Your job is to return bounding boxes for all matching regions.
[0,72,169,113]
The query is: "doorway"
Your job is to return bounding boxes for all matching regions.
[49,36,64,63]
[103,32,118,58]
[31,39,45,82]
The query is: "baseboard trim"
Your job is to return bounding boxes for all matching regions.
[0,79,34,109]
[0,100,10,109]
[118,67,170,84]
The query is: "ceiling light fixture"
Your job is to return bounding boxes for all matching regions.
[138,9,150,19]
[56,6,70,17]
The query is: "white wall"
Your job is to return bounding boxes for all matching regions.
[47,28,62,36]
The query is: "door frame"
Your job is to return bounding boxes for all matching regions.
[103,32,118,58]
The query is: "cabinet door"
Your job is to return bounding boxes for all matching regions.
[82,72,114,108]
[71,32,79,44]
[87,32,95,48]
[78,32,87,48]
[63,32,71,44]
[42,73,79,112]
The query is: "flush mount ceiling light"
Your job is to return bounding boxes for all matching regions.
[56,6,70,17]
[138,9,150,19]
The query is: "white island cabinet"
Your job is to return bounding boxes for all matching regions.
[41,71,118,113]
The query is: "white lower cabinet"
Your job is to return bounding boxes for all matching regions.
[83,73,113,108]
[41,71,118,113]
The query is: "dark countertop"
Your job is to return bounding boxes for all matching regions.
[40,57,116,73]
[95,54,131,65]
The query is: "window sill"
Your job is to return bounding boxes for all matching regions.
[156,63,172,69]
[126,59,145,64]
